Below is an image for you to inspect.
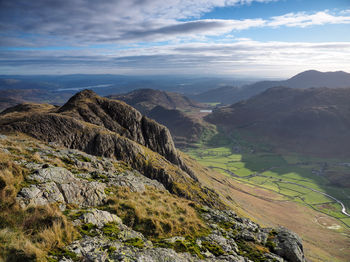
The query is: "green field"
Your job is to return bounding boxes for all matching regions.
[186,134,350,228]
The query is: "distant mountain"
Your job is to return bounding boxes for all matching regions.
[107,88,203,114]
[192,70,350,104]
[206,86,350,157]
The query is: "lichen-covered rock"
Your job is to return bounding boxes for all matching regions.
[81,209,122,228]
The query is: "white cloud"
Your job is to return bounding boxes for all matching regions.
[268,10,350,27]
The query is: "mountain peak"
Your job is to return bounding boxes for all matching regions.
[67,88,98,101]
[289,70,350,81]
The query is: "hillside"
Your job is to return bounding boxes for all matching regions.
[192,70,350,104]
[0,90,306,262]
[108,89,212,146]
[206,86,350,158]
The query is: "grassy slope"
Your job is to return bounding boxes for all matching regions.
[0,134,209,261]
[182,130,350,262]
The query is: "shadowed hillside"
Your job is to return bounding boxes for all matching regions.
[206,86,350,157]
[108,89,213,146]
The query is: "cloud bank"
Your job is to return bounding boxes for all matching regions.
[0,0,349,76]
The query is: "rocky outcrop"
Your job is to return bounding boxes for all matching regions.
[0,90,217,206]
[57,90,181,166]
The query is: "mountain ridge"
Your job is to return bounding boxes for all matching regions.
[0,90,222,206]
[192,70,350,104]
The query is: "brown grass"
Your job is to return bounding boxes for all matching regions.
[107,187,208,238]
[0,145,78,261]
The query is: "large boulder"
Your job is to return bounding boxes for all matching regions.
[273,227,305,262]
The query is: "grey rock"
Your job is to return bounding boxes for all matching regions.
[17,176,106,208]
[29,167,78,184]
[59,181,106,207]
[273,227,305,262]
[17,182,65,208]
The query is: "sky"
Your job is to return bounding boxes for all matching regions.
[0,0,350,78]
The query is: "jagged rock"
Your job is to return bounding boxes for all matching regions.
[272,227,306,262]
[57,89,181,167]
[81,209,122,228]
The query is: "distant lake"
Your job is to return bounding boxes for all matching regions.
[56,84,113,92]
[200,110,212,113]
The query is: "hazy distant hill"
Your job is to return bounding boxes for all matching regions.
[192,70,350,104]
[107,88,203,114]
[206,86,350,157]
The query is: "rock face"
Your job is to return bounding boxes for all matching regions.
[57,90,180,165]
[0,90,217,206]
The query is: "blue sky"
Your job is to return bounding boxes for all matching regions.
[0,0,350,77]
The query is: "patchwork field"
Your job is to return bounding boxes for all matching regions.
[187,145,350,227]
[183,140,350,261]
